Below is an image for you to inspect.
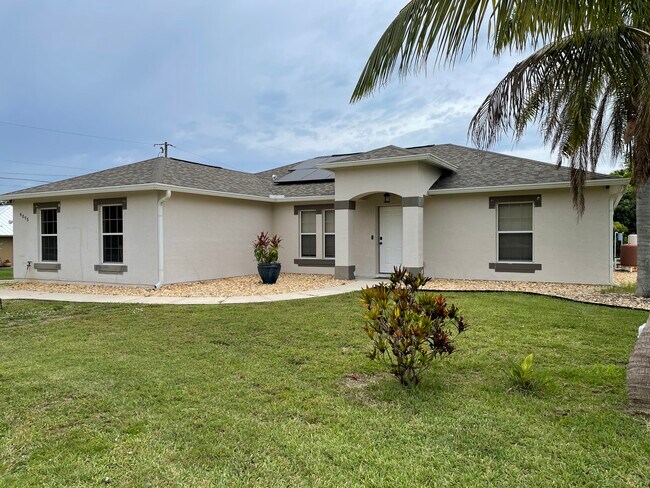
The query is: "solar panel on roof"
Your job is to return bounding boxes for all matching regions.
[274,155,340,183]
[289,157,329,170]
[275,169,315,183]
[275,168,335,183]
[307,169,335,180]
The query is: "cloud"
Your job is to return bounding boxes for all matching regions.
[0,0,624,192]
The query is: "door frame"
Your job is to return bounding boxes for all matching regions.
[377,205,403,274]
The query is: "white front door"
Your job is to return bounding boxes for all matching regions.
[379,206,403,274]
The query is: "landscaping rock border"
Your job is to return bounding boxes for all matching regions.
[421,272,650,311]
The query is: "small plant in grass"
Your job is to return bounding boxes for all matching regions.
[360,267,468,386]
[505,353,542,392]
[600,282,637,295]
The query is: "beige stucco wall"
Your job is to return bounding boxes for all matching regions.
[162,192,273,283]
[334,162,441,200]
[0,236,13,264]
[9,183,616,286]
[270,201,334,275]
[423,187,614,284]
[12,192,159,285]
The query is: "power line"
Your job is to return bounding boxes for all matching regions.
[0,171,76,177]
[0,120,154,146]
[173,145,216,163]
[173,145,236,170]
[0,157,88,170]
[0,119,234,170]
[0,176,53,183]
[154,141,175,158]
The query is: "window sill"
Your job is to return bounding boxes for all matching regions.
[34,262,61,271]
[94,264,128,274]
[294,258,335,267]
[489,262,542,273]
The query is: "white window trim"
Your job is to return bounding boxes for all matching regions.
[496,202,534,263]
[299,210,317,258]
[323,209,335,259]
[99,204,125,264]
[38,207,58,262]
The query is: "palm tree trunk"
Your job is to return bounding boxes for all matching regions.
[637,180,650,297]
[627,319,650,415]
[627,180,650,415]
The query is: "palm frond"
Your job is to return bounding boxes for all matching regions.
[351,0,650,102]
[468,26,650,212]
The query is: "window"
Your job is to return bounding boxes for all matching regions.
[101,205,124,263]
[323,210,335,258]
[300,211,316,257]
[497,203,533,262]
[40,208,58,262]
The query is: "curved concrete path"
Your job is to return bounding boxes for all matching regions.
[0,279,382,305]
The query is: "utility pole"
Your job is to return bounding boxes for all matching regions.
[154,141,175,158]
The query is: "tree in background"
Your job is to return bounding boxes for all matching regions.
[612,162,636,235]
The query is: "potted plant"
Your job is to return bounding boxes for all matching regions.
[253,231,282,284]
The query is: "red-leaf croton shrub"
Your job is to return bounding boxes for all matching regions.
[360,267,468,386]
[253,231,282,264]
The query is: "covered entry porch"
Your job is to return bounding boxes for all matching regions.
[316,146,453,280]
[334,192,424,279]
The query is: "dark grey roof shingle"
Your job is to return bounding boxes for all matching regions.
[409,144,613,190]
[8,157,272,197]
[10,158,162,194]
[4,144,622,200]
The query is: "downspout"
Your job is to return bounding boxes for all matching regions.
[155,190,172,289]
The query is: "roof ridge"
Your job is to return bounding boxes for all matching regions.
[406,144,437,150]
[152,158,166,182]
[335,144,415,163]
[164,157,268,178]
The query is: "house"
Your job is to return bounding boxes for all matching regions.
[1,144,628,286]
[0,205,13,265]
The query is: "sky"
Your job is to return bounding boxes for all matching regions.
[0,1,621,194]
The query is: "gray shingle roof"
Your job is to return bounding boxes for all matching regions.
[407,144,614,190]
[7,157,272,197]
[3,144,623,201]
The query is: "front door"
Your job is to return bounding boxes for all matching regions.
[379,206,403,274]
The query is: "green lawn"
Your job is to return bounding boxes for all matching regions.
[0,293,649,486]
[0,267,12,280]
[601,282,637,295]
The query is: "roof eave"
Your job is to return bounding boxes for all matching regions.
[0,183,162,201]
[317,154,458,172]
[427,178,630,195]
[0,183,334,203]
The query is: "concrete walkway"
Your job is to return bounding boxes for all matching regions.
[0,279,382,305]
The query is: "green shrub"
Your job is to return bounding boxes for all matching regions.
[360,267,468,386]
[253,231,282,264]
[613,221,628,235]
[505,353,540,392]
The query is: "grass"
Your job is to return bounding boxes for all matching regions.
[0,267,12,280]
[601,282,637,294]
[0,293,649,487]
